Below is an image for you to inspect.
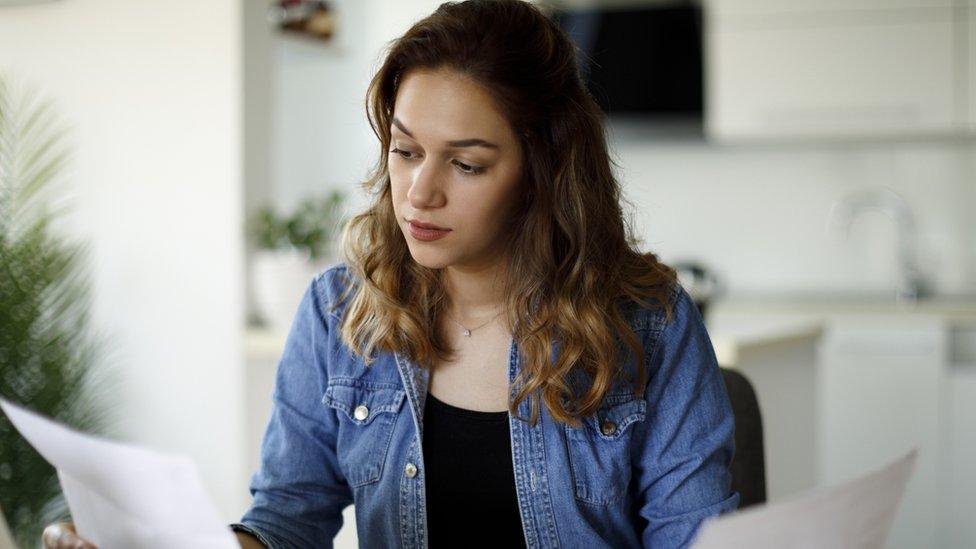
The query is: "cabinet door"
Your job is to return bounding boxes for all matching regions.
[706,6,959,140]
[709,0,954,18]
[818,316,945,549]
[947,369,976,547]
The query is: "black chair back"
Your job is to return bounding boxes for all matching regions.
[719,367,767,508]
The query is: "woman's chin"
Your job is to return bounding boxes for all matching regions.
[406,249,454,270]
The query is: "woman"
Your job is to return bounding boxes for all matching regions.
[43,1,738,547]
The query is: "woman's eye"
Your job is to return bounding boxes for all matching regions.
[453,160,486,176]
[390,147,485,176]
[389,147,416,160]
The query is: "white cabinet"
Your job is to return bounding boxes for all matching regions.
[818,315,946,549]
[946,368,976,547]
[708,315,824,501]
[944,321,976,547]
[710,0,956,17]
[705,1,967,140]
[710,298,976,548]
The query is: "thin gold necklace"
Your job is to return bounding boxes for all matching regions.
[447,308,505,337]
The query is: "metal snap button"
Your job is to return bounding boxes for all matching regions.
[600,420,617,436]
[353,405,369,421]
[404,463,418,478]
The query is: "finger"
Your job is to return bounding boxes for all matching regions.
[42,523,75,547]
[69,537,98,549]
[42,523,95,549]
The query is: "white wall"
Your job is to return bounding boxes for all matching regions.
[0,0,248,521]
[268,0,451,217]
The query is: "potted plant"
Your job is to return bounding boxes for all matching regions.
[0,74,113,547]
[248,190,347,332]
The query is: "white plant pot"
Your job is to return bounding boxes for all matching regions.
[252,248,335,333]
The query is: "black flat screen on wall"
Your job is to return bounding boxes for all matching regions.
[551,4,703,117]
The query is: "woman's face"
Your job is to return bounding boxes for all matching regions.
[389,67,524,272]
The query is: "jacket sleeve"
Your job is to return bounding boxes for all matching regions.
[230,273,353,548]
[632,283,740,548]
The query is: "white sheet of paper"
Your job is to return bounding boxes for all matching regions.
[692,448,918,549]
[0,502,17,549]
[0,397,238,549]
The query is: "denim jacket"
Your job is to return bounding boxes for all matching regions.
[231,263,739,548]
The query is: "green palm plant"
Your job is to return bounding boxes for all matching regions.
[0,74,115,547]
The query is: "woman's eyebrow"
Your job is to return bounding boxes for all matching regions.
[392,117,499,150]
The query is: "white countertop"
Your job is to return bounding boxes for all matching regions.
[245,294,976,367]
[705,316,824,367]
[708,293,976,318]
[703,293,976,367]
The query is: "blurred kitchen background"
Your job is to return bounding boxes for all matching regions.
[1,0,974,547]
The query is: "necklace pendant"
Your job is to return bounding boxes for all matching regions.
[462,328,471,337]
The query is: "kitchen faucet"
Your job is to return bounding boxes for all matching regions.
[825,187,930,305]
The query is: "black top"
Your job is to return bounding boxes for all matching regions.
[422,392,527,548]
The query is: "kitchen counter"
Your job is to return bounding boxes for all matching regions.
[709,293,976,318]
[245,294,976,366]
[706,316,824,368]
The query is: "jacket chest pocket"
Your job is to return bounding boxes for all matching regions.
[564,396,647,505]
[323,379,406,488]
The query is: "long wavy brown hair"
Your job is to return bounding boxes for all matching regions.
[331,0,678,428]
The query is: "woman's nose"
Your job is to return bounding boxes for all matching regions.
[406,160,445,208]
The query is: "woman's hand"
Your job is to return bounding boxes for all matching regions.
[41,521,263,548]
[41,522,96,549]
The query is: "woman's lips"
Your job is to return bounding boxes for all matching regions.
[408,218,449,230]
[407,220,451,241]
